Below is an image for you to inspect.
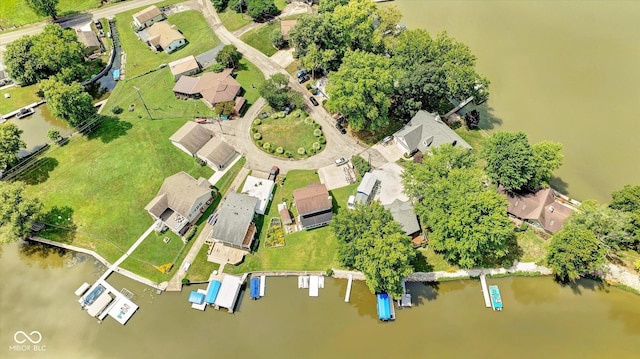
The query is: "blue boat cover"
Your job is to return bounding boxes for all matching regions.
[188,291,205,305]
[113,69,120,80]
[250,278,260,299]
[377,293,391,320]
[205,280,222,304]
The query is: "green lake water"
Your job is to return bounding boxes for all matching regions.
[1,241,639,358]
[385,0,640,202]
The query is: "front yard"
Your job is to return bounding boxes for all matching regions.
[240,21,281,57]
[0,0,99,28]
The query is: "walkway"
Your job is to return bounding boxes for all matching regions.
[98,224,155,282]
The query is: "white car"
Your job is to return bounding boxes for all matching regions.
[335,157,348,166]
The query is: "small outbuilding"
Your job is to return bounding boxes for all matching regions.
[169,55,201,80]
[354,172,378,205]
[132,5,165,30]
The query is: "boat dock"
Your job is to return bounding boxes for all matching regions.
[345,274,353,302]
[189,289,207,311]
[250,277,260,300]
[376,293,396,321]
[259,275,266,297]
[489,285,504,311]
[398,279,412,308]
[298,275,324,296]
[213,273,247,313]
[480,274,491,308]
[78,278,139,325]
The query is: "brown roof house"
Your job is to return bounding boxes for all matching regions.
[172,68,242,109]
[196,139,238,171]
[280,19,298,41]
[499,187,574,233]
[293,183,333,230]
[145,172,213,235]
[76,29,102,56]
[132,5,165,30]
[394,110,472,155]
[146,21,186,54]
[169,122,212,157]
[210,192,259,251]
[169,55,201,81]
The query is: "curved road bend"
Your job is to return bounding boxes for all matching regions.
[197,0,387,172]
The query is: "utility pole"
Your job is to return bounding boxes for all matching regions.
[133,86,152,120]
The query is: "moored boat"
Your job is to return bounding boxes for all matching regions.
[489,285,503,311]
[16,107,35,119]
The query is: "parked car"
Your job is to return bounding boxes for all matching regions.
[335,157,348,166]
[268,166,280,181]
[297,69,308,78]
[335,123,347,134]
[93,19,102,29]
[298,75,310,84]
[309,96,319,106]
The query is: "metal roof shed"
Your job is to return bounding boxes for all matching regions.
[214,275,243,312]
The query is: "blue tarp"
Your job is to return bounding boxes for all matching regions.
[205,280,222,304]
[377,293,391,321]
[250,278,260,299]
[82,285,105,306]
[113,69,120,80]
[188,291,205,305]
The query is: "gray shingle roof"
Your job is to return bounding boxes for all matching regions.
[210,193,259,247]
[145,172,211,218]
[394,110,472,153]
[169,122,212,155]
[196,138,237,168]
[384,199,421,236]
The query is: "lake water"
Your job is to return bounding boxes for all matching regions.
[385,0,640,202]
[7,106,72,157]
[1,241,639,358]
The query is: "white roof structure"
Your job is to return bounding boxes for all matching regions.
[87,292,113,317]
[240,176,275,215]
[214,275,243,311]
[357,173,377,196]
[107,296,139,325]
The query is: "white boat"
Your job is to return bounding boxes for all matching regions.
[16,107,35,119]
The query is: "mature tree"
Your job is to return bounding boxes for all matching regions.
[326,50,396,132]
[246,0,278,22]
[318,0,349,13]
[0,182,43,244]
[288,14,334,60]
[47,129,61,143]
[215,101,235,117]
[610,185,640,244]
[566,200,633,255]
[465,110,481,129]
[330,0,377,54]
[215,45,242,69]
[482,131,534,192]
[530,141,563,189]
[0,123,26,171]
[331,203,415,298]
[231,0,246,13]
[403,145,513,268]
[393,61,447,118]
[259,73,300,111]
[26,0,59,20]
[4,25,85,85]
[211,0,229,12]
[40,78,96,128]
[299,43,336,77]
[270,29,286,50]
[547,226,605,282]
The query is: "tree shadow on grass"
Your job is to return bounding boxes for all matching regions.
[87,115,133,144]
[483,233,524,268]
[22,157,59,185]
[39,206,77,244]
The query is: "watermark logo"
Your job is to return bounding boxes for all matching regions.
[9,331,46,352]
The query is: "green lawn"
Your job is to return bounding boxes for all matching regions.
[455,126,487,151]
[23,117,214,282]
[516,227,549,264]
[218,8,253,32]
[240,22,280,56]
[104,68,214,120]
[228,170,343,274]
[233,58,265,106]
[188,245,220,282]
[116,9,219,78]
[253,109,324,158]
[0,0,99,29]
[0,85,41,113]
[275,0,287,11]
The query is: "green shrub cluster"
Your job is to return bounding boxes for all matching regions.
[313,129,323,137]
[297,147,306,155]
[276,147,284,154]
[254,132,262,140]
[351,155,371,176]
[253,118,262,125]
[304,117,314,125]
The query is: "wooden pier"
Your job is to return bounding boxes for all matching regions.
[345,275,353,302]
[480,274,491,308]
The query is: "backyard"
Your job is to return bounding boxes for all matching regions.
[252,109,325,159]
[0,0,99,28]
[0,85,40,114]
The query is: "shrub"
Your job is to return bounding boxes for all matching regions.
[195,157,206,167]
[263,142,271,150]
[253,132,262,140]
[256,140,263,147]
[181,278,190,285]
[304,117,314,125]
[318,136,326,144]
[635,260,640,273]
[271,112,280,119]
[313,123,321,129]
[284,151,292,158]
[305,83,312,90]
[297,147,305,155]
[278,111,286,118]
[413,152,424,164]
[276,146,284,154]
[210,63,225,73]
[307,146,315,154]
[111,106,123,114]
[351,155,371,176]
[251,126,258,133]
[270,28,285,49]
[253,118,262,125]
[326,268,334,276]
[312,142,321,150]
[184,226,197,241]
[313,129,323,137]
[450,121,462,130]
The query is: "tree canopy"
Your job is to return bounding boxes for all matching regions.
[403,145,513,268]
[4,25,86,85]
[215,45,242,69]
[246,0,278,22]
[26,0,59,20]
[211,0,229,12]
[40,77,96,128]
[0,123,26,171]
[610,185,640,245]
[326,50,396,132]
[259,73,303,111]
[566,200,634,255]
[547,226,605,282]
[0,182,43,244]
[331,203,415,298]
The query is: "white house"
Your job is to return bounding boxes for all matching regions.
[240,176,275,215]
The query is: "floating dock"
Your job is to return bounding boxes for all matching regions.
[78,280,139,324]
[259,275,266,297]
[376,293,395,321]
[298,276,309,289]
[309,276,319,297]
[489,285,503,311]
[345,275,353,302]
[250,277,260,300]
[480,274,491,308]
[189,289,207,311]
[205,280,222,305]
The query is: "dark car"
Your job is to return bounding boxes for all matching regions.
[296,69,308,78]
[268,166,279,181]
[93,19,102,30]
[298,75,309,84]
[309,96,319,106]
[335,123,347,134]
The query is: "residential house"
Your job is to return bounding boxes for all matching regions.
[280,19,298,41]
[384,199,424,247]
[293,183,333,230]
[76,29,102,56]
[169,55,201,81]
[210,192,259,251]
[196,139,238,171]
[146,21,186,54]
[172,69,242,109]
[145,172,213,235]
[354,172,378,205]
[394,110,472,155]
[499,187,574,233]
[132,6,165,30]
[240,176,275,215]
[169,122,212,157]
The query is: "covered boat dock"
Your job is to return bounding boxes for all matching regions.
[214,274,246,313]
